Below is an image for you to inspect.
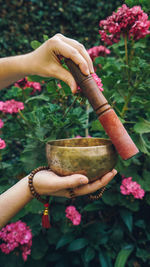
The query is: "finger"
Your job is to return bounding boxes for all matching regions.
[54,174,89,191]
[52,37,90,76]
[74,169,117,196]
[58,35,94,73]
[49,63,78,93]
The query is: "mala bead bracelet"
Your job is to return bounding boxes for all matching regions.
[28,166,51,228]
[89,186,106,201]
[28,166,50,204]
[28,166,106,228]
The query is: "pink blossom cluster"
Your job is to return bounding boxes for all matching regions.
[0,138,6,149]
[99,4,150,45]
[0,118,5,149]
[0,100,24,114]
[75,135,91,138]
[120,176,145,199]
[87,45,111,61]
[0,221,32,261]
[65,206,81,225]
[91,73,103,91]
[15,77,42,94]
[0,119,4,128]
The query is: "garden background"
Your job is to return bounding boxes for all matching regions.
[0,0,150,266]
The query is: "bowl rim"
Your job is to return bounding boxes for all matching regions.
[46,137,114,149]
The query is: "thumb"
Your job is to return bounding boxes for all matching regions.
[51,64,78,93]
[57,174,89,190]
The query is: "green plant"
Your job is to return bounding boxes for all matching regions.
[0,3,150,267]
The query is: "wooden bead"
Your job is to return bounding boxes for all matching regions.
[89,187,106,201]
[28,166,50,204]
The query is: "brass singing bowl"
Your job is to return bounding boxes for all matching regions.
[46,138,118,182]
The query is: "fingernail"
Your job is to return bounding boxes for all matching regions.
[112,169,117,176]
[91,67,94,73]
[85,69,90,75]
[70,86,76,94]
[80,177,88,184]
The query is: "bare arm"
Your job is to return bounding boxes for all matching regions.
[0,33,94,92]
[0,169,117,229]
[0,33,115,229]
[0,55,33,90]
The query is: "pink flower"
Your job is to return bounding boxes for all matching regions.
[120,176,145,199]
[15,77,42,94]
[0,100,24,114]
[0,221,32,261]
[0,119,4,128]
[0,138,6,149]
[14,78,28,88]
[91,73,103,91]
[75,135,82,138]
[0,101,4,111]
[87,45,111,61]
[26,81,42,94]
[99,4,150,45]
[65,206,81,226]
[57,83,62,88]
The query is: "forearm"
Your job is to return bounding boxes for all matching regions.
[0,54,34,90]
[0,176,32,229]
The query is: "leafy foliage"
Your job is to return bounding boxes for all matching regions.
[0,1,150,266]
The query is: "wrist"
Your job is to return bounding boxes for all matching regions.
[19,52,36,76]
[21,176,34,201]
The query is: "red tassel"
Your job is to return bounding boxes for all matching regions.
[42,203,51,229]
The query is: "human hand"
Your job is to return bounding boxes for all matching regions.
[26,33,94,93]
[32,169,117,198]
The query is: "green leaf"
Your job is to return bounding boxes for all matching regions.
[133,42,146,49]
[120,209,133,232]
[141,169,150,191]
[43,34,49,41]
[25,94,50,103]
[136,134,150,155]
[102,189,119,206]
[91,119,105,132]
[0,184,10,194]
[114,245,134,267]
[136,247,149,262]
[145,193,150,205]
[30,40,41,50]
[118,194,140,212]
[56,233,76,249]
[68,238,88,251]
[25,199,44,214]
[84,247,95,263]
[47,228,61,245]
[135,219,146,229]
[99,249,113,267]
[28,75,52,82]
[83,202,101,211]
[31,235,49,260]
[134,119,150,134]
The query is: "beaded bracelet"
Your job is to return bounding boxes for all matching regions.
[89,186,106,201]
[28,166,51,228]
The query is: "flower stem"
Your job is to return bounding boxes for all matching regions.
[120,87,136,118]
[124,34,128,66]
[62,95,79,118]
[18,110,32,128]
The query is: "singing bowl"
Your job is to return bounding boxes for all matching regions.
[46,138,118,182]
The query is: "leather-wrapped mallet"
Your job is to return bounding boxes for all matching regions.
[66,59,139,160]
